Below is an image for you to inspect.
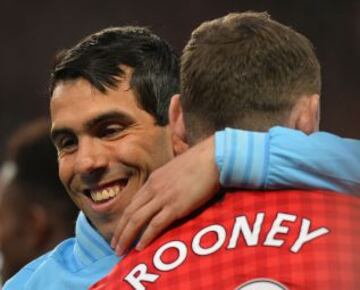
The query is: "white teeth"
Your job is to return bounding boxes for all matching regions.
[90,185,121,202]
[102,189,109,199]
[109,188,115,197]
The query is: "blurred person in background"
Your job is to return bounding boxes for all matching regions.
[0,118,78,285]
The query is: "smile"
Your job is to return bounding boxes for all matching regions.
[85,178,128,204]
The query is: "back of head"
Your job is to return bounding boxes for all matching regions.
[181,12,321,143]
[50,26,179,125]
[0,118,78,281]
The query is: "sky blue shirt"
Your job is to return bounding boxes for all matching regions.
[3,212,121,290]
[216,126,360,194]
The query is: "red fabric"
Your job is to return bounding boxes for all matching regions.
[91,190,360,290]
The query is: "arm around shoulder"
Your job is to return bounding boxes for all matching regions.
[216,126,360,194]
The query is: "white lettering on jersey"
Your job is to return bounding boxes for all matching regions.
[228,213,265,249]
[291,218,329,253]
[124,264,159,290]
[153,241,187,271]
[264,213,297,247]
[123,212,330,289]
[192,224,226,255]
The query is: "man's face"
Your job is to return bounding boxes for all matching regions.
[50,71,173,241]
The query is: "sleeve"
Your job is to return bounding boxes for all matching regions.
[215,126,360,194]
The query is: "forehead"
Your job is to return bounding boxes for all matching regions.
[50,78,154,131]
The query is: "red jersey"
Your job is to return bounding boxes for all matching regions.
[91,190,360,290]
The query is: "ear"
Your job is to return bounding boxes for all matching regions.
[288,94,320,134]
[169,94,189,155]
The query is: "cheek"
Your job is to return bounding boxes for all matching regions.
[146,131,173,168]
[111,142,141,167]
[107,137,151,176]
[108,129,172,172]
[58,156,73,185]
[130,135,171,171]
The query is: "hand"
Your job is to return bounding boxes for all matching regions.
[111,136,220,255]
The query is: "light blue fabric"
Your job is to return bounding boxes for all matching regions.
[4,212,121,290]
[216,126,360,194]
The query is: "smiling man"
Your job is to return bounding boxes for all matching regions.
[4,26,180,290]
[50,28,179,248]
[50,67,174,242]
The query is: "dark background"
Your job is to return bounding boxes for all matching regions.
[0,0,359,161]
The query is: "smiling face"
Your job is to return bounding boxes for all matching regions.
[50,71,173,241]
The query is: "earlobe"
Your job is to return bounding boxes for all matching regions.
[171,134,189,155]
[311,94,320,131]
[169,94,186,142]
[169,95,188,155]
[294,94,320,134]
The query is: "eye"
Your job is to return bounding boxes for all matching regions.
[55,134,78,154]
[99,123,124,140]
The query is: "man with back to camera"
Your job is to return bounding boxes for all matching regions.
[0,118,78,285]
[110,24,360,254]
[92,12,360,289]
[4,22,360,290]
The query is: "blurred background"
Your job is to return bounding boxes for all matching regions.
[0,0,359,161]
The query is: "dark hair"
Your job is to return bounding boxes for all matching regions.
[181,12,321,143]
[3,118,78,226]
[50,26,179,125]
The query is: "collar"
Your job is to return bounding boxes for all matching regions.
[74,212,115,266]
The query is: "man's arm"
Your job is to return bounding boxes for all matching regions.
[112,127,360,255]
[217,126,360,193]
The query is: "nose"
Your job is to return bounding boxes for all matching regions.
[74,137,108,177]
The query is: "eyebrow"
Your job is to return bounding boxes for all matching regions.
[84,110,135,130]
[50,110,135,143]
[50,127,73,146]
